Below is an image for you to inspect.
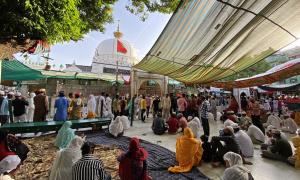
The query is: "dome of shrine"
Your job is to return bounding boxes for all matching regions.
[92,35,138,67]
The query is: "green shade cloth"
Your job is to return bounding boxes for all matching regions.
[1,60,45,81]
[134,0,300,84]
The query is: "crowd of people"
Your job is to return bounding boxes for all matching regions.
[1,89,300,180]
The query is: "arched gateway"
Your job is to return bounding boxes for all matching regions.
[130,69,168,96]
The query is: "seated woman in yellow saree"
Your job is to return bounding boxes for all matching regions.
[168,127,203,173]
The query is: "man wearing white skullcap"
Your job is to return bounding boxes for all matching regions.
[0,91,9,125]
[12,92,28,123]
[0,155,21,180]
[7,92,14,123]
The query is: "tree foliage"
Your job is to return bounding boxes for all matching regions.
[222,59,272,81]
[0,0,179,46]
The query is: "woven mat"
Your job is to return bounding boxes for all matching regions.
[87,132,210,180]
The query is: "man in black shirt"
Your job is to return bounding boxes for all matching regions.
[170,93,177,114]
[211,126,241,166]
[12,92,29,123]
[7,92,14,123]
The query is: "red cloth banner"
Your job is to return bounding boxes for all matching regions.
[117,40,127,54]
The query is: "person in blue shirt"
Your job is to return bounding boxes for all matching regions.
[54,91,69,121]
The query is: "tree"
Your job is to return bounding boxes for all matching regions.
[222,59,272,81]
[0,0,180,58]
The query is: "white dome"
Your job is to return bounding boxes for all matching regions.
[92,38,138,67]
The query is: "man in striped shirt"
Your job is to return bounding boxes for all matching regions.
[72,142,110,180]
[200,96,210,136]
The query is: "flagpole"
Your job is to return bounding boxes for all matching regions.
[116,60,119,95]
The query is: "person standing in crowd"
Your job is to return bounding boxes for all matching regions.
[113,95,120,117]
[133,95,140,120]
[118,137,150,180]
[140,95,146,122]
[105,94,112,114]
[190,94,198,117]
[263,99,271,112]
[168,128,203,173]
[0,91,10,125]
[200,96,210,136]
[27,92,35,122]
[12,92,29,123]
[152,96,161,118]
[240,94,248,112]
[72,142,110,180]
[53,91,69,121]
[250,99,265,134]
[261,129,293,162]
[227,95,239,114]
[87,95,97,119]
[162,94,171,120]
[33,89,49,122]
[7,92,14,123]
[152,112,168,135]
[120,96,127,116]
[210,95,217,121]
[67,93,74,119]
[145,95,151,118]
[70,93,83,120]
[273,98,279,113]
[167,113,179,134]
[98,92,106,118]
[170,93,178,114]
[177,94,187,118]
[50,136,85,180]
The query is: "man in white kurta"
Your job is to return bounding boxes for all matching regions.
[232,124,254,157]
[281,114,298,134]
[245,123,265,144]
[161,94,171,120]
[105,94,112,114]
[263,112,281,129]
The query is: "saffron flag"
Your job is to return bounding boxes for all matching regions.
[117,40,127,54]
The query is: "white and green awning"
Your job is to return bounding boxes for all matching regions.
[135,0,300,84]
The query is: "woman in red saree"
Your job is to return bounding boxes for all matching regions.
[118,137,151,180]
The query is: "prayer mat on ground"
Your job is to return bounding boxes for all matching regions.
[87,132,210,180]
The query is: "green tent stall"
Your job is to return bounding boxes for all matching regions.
[1,60,45,81]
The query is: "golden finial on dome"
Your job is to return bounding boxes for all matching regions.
[114,20,123,39]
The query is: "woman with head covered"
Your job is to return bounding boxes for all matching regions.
[118,137,150,180]
[222,152,254,180]
[168,128,203,173]
[50,136,85,180]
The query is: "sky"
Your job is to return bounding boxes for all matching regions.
[44,1,171,66]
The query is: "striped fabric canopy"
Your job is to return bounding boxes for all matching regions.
[134,0,300,84]
[212,58,300,88]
